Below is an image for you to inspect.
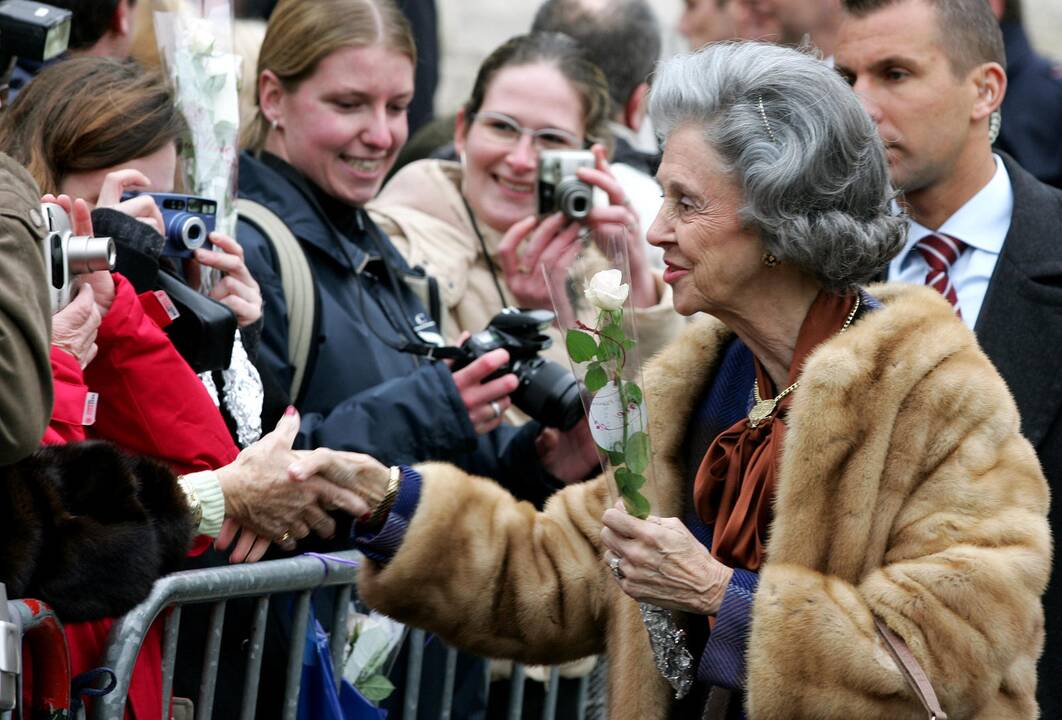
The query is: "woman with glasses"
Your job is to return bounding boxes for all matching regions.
[369,33,683,375]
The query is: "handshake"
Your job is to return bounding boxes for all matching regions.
[208,408,391,563]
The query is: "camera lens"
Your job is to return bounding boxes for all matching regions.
[556,179,592,220]
[171,214,208,251]
[64,235,116,275]
[513,358,584,430]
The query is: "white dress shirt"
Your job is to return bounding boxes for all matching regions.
[888,155,1014,329]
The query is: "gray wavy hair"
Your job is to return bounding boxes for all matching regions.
[649,42,905,290]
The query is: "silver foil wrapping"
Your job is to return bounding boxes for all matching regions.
[640,602,694,699]
[198,331,264,447]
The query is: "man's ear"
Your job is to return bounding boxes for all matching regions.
[971,62,1007,122]
[624,82,650,133]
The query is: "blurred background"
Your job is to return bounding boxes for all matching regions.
[434,0,1061,115]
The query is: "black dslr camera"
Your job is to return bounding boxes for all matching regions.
[453,308,583,430]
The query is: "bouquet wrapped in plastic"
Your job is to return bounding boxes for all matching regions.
[548,234,694,699]
[546,236,658,518]
[153,0,241,238]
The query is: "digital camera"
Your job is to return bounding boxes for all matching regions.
[40,203,115,312]
[121,191,216,258]
[537,149,595,221]
[453,308,583,430]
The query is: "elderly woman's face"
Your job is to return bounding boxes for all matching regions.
[454,62,586,233]
[648,125,762,316]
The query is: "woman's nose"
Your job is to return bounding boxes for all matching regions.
[361,108,394,150]
[505,133,537,173]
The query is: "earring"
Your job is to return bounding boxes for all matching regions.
[762,252,779,268]
[987,109,1002,144]
[270,118,280,131]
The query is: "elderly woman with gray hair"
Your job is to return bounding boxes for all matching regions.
[293,42,1050,719]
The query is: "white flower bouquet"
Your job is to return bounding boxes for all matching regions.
[154,0,241,239]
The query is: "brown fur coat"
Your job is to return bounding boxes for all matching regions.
[358,284,1051,719]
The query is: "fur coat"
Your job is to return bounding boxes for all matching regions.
[358,284,1051,719]
[0,441,193,621]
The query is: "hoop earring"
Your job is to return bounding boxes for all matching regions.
[762,252,779,268]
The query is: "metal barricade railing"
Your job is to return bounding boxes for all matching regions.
[1,583,72,720]
[92,552,606,720]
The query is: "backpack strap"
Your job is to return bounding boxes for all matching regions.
[236,198,316,402]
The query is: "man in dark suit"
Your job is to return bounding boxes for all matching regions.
[836,0,1062,714]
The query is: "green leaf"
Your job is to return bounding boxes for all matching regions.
[585,364,608,392]
[566,330,598,363]
[623,339,635,350]
[626,431,651,474]
[601,323,625,343]
[624,382,643,406]
[614,467,635,494]
[356,673,396,703]
[598,444,625,465]
[623,490,652,519]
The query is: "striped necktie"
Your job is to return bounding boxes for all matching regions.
[915,233,966,314]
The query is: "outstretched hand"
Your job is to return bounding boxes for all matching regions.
[215,409,371,552]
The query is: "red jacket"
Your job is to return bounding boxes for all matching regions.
[43,274,238,720]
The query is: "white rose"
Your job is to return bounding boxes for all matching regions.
[584,269,629,311]
[184,17,216,55]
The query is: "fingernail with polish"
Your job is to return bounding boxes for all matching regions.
[284,405,296,416]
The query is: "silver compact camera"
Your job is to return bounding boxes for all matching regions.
[41,203,115,312]
[537,149,595,220]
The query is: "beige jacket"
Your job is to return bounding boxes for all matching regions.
[359,284,1051,719]
[0,153,53,462]
[368,159,684,371]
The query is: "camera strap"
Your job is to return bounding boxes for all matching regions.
[461,194,510,308]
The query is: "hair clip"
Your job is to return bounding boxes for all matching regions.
[757,95,778,144]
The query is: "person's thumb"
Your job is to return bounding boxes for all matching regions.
[269,406,301,449]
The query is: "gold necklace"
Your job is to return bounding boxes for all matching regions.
[747,294,861,429]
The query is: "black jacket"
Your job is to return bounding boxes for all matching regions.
[236,152,559,504]
[974,155,1062,716]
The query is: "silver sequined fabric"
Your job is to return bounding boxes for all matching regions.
[198,331,264,447]
[640,602,694,699]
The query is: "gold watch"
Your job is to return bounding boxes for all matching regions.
[368,466,402,526]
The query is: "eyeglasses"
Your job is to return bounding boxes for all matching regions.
[470,111,583,151]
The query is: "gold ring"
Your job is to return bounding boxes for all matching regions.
[278,531,292,544]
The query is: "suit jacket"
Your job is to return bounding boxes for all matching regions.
[974,155,1062,715]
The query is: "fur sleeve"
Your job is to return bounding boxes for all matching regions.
[745,339,1052,719]
[357,462,612,665]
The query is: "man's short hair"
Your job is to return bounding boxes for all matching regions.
[45,0,124,50]
[843,0,1005,75]
[532,0,661,116]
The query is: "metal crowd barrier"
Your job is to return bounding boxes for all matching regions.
[90,552,607,720]
[1,583,72,720]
